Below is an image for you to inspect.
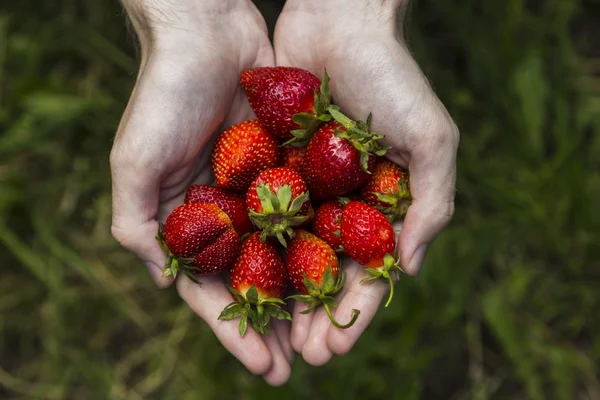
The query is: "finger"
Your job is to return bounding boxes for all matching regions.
[395,118,458,275]
[273,319,295,364]
[301,306,334,366]
[290,299,315,353]
[262,327,292,387]
[325,261,389,356]
[176,275,272,375]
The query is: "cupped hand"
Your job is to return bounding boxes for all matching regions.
[110,0,292,386]
[274,0,459,365]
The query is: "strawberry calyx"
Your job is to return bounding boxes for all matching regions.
[218,284,292,337]
[284,69,333,148]
[155,224,201,284]
[328,107,391,173]
[375,180,413,222]
[248,183,310,247]
[287,265,360,329]
[360,253,403,307]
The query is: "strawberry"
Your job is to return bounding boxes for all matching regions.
[286,230,360,329]
[211,119,279,191]
[246,167,312,247]
[360,158,412,222]
[156,203,240,282]
[218,233,291,336]
[301,110,390,201]
[280,147,306,174]
[184,184,253,236]
[312,200,345,253]
[340,201,401,307]
[240,67,332,143]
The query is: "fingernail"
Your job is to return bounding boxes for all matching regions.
[408,244,428,275]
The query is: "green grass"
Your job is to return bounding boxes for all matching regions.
[1,0,599,398]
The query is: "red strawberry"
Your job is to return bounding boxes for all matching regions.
[340,201,401,307]
[184,185,253,236]
[312,200,345,253]
[360,158,412,222]
[246,167,312,246]
[286,230,360,329]
[240,67,332,142]
[302,110,390,201]
[212,120,279,191]
[218,233,291,336]
[156,203,240,282]
[281,147,306,174]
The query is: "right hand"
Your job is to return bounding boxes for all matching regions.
[110,0,292,386]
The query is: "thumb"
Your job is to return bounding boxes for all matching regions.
[389,107,459,276]
[110,149,173,288]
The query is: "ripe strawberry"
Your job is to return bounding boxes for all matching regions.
[302,110,390,201]
[156,203,240,282]
[246,167,312,247]
[218,233,291,336]
[240,67,332,143]
[286,230,360,329]
[184,184,253,236]
[340,201,401,307]
[212,119,279,191]
[312,200,345,253]
[280,147,306,174]
[360,158,412,222]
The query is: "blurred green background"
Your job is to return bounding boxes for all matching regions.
[1,0,599,399]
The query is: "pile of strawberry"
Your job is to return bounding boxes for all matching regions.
[156,67,412,336]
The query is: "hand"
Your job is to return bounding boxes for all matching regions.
[110,0,292,386]
[274,0,459,365]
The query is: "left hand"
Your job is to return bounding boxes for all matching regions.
[274,0,459,365]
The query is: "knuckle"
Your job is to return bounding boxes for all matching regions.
[110,223,131,248]
[436,200,455,226]
[407,107,460,154]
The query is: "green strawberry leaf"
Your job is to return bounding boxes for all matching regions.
[320,295,338,308]
[328,107,356,131]
[238,313,249,337]
[288,191,310,214]
[256,183,277,214]
[287,294,315,305]
[302,274,321,296]
[292,112,319,127]
[299,298,321,314]
[260,297,287,305]
[365,268,382,278]
[333,270,347,293]
[226,285,246,303]
[267,305,292,322]
[322,265,336,295]
[246,285,259,304]
[375,192,399,206]
[218,302,244,321]
[276,185,293,211]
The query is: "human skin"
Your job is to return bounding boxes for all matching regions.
[274,0,459,366]
[110,0,459,386]
[110,0,293,386]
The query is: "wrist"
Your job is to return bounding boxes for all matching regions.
[121,0,259,54]
[281,0,407,36]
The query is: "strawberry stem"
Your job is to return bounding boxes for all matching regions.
[360,253,403,307]
[384,273,394,308]
[323,303,360,329]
